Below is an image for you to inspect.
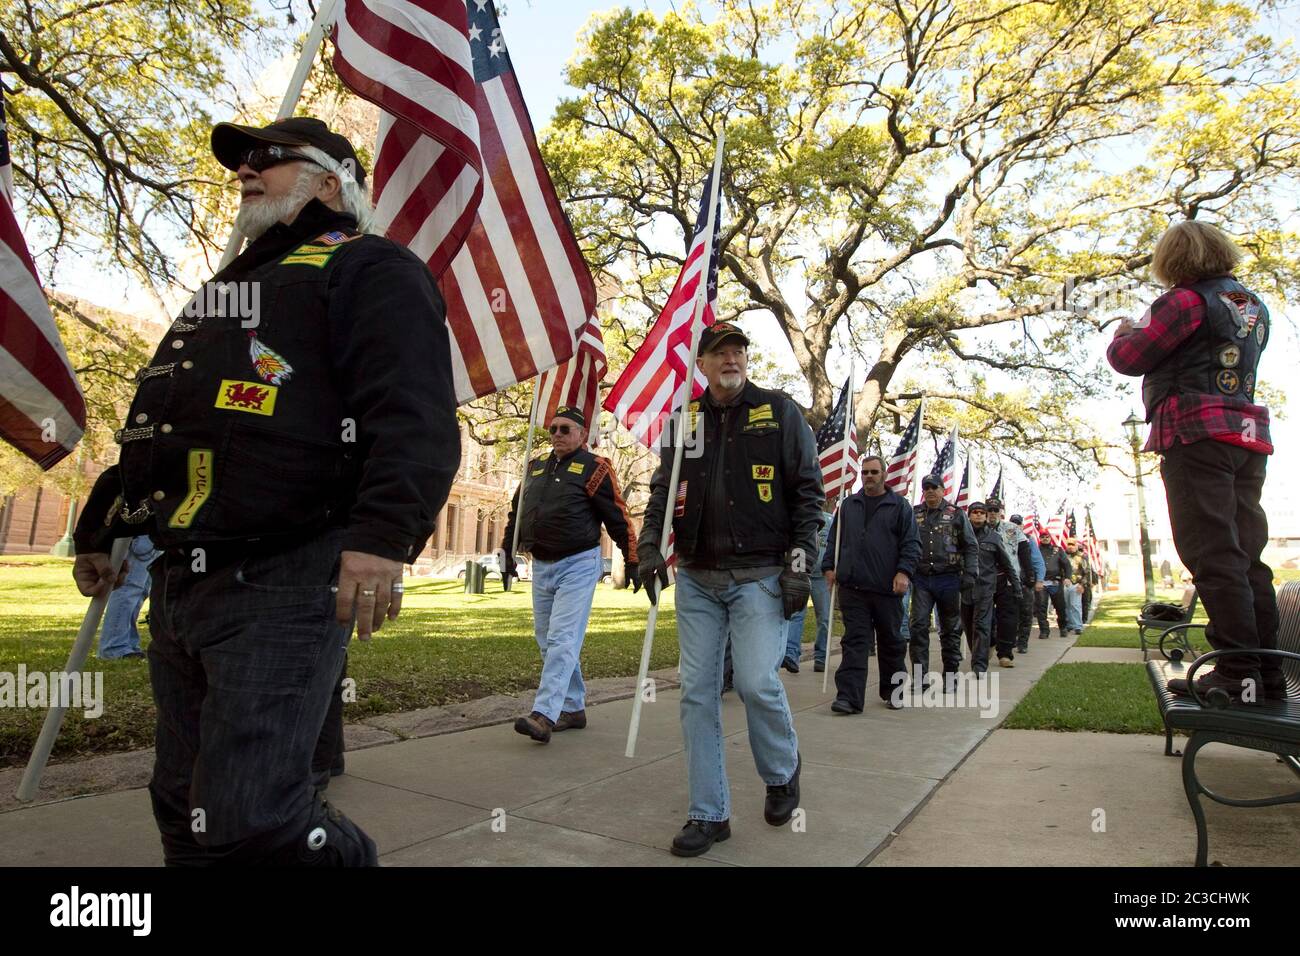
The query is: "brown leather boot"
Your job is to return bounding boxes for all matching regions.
[513,711,554,742]
[553,709,587,732]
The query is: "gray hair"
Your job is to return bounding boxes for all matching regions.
[295,144,384,237]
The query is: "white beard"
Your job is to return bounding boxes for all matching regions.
[234,170,318,239]
[718,370,745,390]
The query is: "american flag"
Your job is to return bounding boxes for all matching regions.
[1022,498,1041,542]
[1066,509,1078,542]
[884,403,923,495]
[333,0,595,404]
[928,425,961,500]
[1046,503,1068,548]
[1084,508,1104,575]
[816,376,858,501]
[954,459,971,510]
[0,85,87,468]
[603,172,721,448]
[534,313,606,447]
[988,467,1003,503]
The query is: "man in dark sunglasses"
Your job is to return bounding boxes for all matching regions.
[502,406,640,743]
[72,116,459,866]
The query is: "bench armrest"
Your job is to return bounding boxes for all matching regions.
[1158,622,1206,661]
[1185,648,1300,707]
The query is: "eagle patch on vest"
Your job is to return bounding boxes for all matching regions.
[1216,369,1240,395]
[215,379,278,416]
[1218,291,1263,339]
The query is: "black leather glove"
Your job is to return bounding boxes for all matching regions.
[779,567,811,621]
[501,552,518,589]
[627,563,642,593]
[637,545,670,605]
[961,572,976,593]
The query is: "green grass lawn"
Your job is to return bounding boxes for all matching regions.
[0,556,686,766]
[1003,662,1164,734]
[1075,589,1206,649]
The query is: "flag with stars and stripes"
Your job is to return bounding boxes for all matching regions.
[884,403,923,496]
[603,171,721,448]
[534,313,606,448]
[987,467,1003,504]
[1022,498,1041,542]
[928,425,961,501]
[816,376,859,501]
[954,459,971,510]
[333,0,595,404]
[0,85,87,468]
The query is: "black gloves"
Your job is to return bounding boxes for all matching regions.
[637,544,670,604]
[961,572,976,593]
[779,566,811,621]
[627,563,642,593]
[501,552,518,589]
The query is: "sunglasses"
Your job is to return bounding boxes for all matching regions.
[548,424,573,436]
[239,145,321,174]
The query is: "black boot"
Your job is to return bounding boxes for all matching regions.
[764,754,801,826]
[670,819,731,857]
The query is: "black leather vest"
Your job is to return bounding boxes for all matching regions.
[1141,276,1269,419]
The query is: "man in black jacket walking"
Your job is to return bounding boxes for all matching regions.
[962,502,1020,671]
[502,406,639,743]
[909,475,979,687]
[1035,533,1073,638]
[822,456,920,712]
[71,117,460,865]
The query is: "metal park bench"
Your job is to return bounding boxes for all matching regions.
[1144,580,1300,866]
[1137,588,1201,661]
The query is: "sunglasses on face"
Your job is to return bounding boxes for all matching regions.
[239,145,320,174]
[862,469,883,476]
[548,424,573,436]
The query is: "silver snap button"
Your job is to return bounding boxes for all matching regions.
[171,339,184,349]
[160,423,173,434]
[306,827,327,851]
[134,413,148,424]
[181,360,194,370]
[151,490,165,501]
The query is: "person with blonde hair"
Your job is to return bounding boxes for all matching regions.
[1107,219,1281,703]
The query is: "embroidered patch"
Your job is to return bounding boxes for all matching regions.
[1256,318,1267,346]
[757,483,773,502]
[742,421,779,433]
[1219,345,1241,369]
[1244,372,1255,397]
[315,230,361,246]
[675,481,688,517]
[531,467,545,476]
[168,449,213,529]
[752,464,775,480]
[248,332,293,385]
[1216,369,1240,394]
[940,513,953,521]
[688,400,700,432]
[281,235,354,267]
[748,403,773,424]
[568,461,585,475]
[1219,291,1262,339]
[214,380,278,416]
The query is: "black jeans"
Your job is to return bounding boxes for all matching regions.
[908,572,963,676]
[960,592,994,672]
[1017,584,1035,647]
[1161,439,1280,686]
[835,586,905,709]
[1035,585,1067,635]
[992,580,1019,658]
[146,529,375,865]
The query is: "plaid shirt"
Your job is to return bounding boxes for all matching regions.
[1106,286,1273,454]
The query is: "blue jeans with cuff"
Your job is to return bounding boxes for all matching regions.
[530,545,603,721]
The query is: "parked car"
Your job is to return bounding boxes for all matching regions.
[457,553,530,581]
[601,557,613,582]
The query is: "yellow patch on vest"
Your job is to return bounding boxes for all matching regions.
[757,482,773,502]
[214,379,277,416]
[568,460,585,475]
[168,449,214,529]
[280,243,339,268]
[752,464,774,480]
[748,403,773,423]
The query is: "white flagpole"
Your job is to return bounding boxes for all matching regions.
[506,378,543,582]
[822,360,854,694]
[17,536,129,802]
[217,0,343,270]
[625,129,725,759]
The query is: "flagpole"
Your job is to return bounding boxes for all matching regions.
[506,377,543,581]
[626,129,724,759]
[17,536,129,802]
[823,359,854,694]
[217,0,343,270]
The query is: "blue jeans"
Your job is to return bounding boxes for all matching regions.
[676,568,799,822]
[1064,583,1083,631]
[530,546,603,721]
[99,535,159,659]
[784,570,830,663]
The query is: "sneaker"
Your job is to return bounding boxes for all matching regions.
[764,754,801,826]
[1168,669,1263,704]
[553,709,587,732]
[513,711,554,743]
[813,660,826,673]
[670,819,731,857]
[998,657,1015,668]
[781,656,800,674]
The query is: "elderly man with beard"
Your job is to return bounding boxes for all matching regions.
[72,117,460,865]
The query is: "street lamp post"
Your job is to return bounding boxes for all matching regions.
[1123,411,1156,602]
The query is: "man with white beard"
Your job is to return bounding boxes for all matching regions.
[72,117,459,865]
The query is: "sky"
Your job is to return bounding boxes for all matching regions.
[29,0,1300,533]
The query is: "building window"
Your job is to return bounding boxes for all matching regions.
[1117,539,1131,555]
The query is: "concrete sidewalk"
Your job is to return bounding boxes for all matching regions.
[1,636,1079,867]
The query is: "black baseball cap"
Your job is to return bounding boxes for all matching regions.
[699,322,749,354]
[968,501,987,513]
[921,474,942,490]
[986,497,1003,511]
[1010,514,1023,524]
[552,406,586,428]
[212,117,365,187]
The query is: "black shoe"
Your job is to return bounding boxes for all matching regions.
[764,754,801,826]
[670,819,731,857]
[120,651,145,660]
[830,698,858,715]
[781,656,800,674]
[813,660,826,673]
[1169,670,1263,705]
[1016,644,1029,654]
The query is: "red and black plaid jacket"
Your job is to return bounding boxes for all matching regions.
[1106,286,1272,454]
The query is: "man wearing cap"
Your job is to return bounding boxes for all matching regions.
[72,117,459,865]
[1063,539,1086,635]
[908,475,978,688]
[961,502,1020,671]
[1035,533,1073,638]
[987,499,1033,662]
[1008,513,1045,654]
[502,406,639,743]
[639,322,823,858]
